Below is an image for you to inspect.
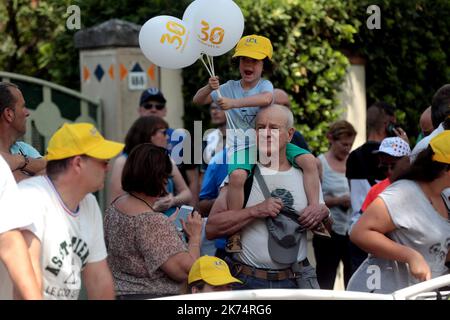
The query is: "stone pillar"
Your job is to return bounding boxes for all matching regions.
[74,19,184,142]
[337,55,367,150]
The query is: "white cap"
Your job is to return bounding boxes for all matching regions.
[373,137,411,157]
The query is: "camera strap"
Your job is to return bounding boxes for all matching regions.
[254,166,302,225]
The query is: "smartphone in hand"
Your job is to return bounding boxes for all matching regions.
[174,205,194,231]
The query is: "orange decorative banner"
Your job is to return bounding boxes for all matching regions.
[147,65,155,81]
[83,66,90,82]
[119,64,128,80]
[108,64,115,80]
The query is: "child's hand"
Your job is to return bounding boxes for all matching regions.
[217,97,237,110]
[208,76,220,91]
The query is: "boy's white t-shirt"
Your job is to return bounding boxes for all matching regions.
[19,176,107,300]
[211,79,273,153]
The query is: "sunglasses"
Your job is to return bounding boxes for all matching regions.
[143,103,165,110]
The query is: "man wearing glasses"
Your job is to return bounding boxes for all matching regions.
[139,87,200,206]
[11,123,124,299]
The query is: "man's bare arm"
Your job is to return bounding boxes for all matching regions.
[205,186,282,240]
[0,230,42,299]
[82,259,115,300]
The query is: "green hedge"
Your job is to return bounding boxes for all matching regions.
[352,0,450,144]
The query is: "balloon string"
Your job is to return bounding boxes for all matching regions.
[200,54,222,98]
[210,55,215,77]
[200,54,213,77]
[207,55,213,76]
[208,56,221,98]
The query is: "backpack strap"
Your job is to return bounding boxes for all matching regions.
[242,165,257,208]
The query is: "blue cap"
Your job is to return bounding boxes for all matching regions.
[140,87,166,106]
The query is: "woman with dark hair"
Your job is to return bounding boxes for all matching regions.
[313,120,356,289]
[104,144,203,299]
[348,131,450,293]
[109,116,192,215]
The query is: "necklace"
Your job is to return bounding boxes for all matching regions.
[128,192,154,211]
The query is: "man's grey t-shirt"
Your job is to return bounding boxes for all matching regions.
[347,179,450,294]
[211,79,273,153]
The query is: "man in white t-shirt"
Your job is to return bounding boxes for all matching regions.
[18,123,124,300]
[0,155,41,299]
[206,105,329,289]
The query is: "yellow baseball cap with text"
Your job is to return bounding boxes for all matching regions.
[46,123,124,161]
[430,131,450,164]
[188,256,242,286]
[232,35,273,60]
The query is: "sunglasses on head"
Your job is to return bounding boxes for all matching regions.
[143,103,165,110]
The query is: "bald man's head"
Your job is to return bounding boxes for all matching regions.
[256,104,294,129]
[420,106,433,137]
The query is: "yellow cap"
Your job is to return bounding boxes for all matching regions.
[46,123,124,161]
[232,35,273,60]
[188,256,242,286]
[430,131,450,164]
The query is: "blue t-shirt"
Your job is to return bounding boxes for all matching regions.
[163,178,176,217]
[10,141,42,158]
[166,128,183,157]
[211,79,273,152]
[199,149,228,201]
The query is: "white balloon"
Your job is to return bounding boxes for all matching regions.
[139,15,201,69]
[183,0,244,56]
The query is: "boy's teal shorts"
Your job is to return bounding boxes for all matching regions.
[227,143,310,175]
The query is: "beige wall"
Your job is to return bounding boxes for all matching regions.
[161,68,185,130]
[338,64,367,150]
[80,47,160,142]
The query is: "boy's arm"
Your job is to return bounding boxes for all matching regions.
[294,153,331,229]
[295,154,320,205]
[193,77,220,105]
[218,91,273,110]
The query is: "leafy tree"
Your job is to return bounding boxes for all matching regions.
[352,0,450,143]
[0,0,72,81]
